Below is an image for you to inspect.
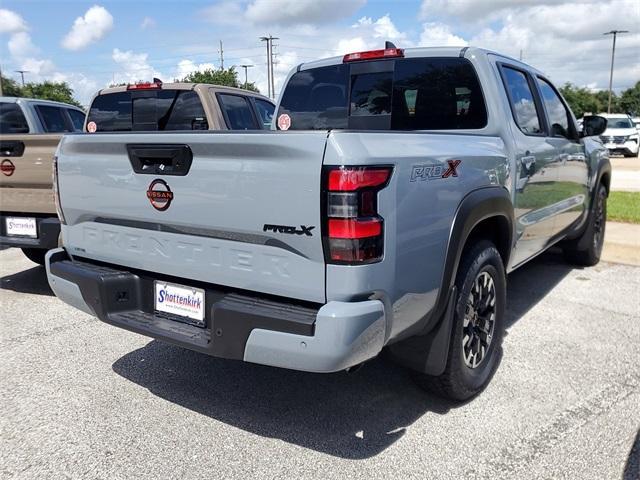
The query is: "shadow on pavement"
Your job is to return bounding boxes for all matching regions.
[504,248,575,330]
[624,428,640,480]
[0,265,53,296]
[112,249,577,458]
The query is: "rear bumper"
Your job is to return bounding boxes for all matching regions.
[45,248,385,373]
[0,214,60,250]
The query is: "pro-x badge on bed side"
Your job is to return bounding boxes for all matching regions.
[411,159,461,182]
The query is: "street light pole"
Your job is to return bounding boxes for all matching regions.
[15,70,28,87]
[603,30,628,114]
[239,64,254,89]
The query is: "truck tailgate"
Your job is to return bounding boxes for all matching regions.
[0,134,61,214]
[56,132,328,303]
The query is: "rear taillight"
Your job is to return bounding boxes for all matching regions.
[52,155,66,225]
[126,80,162,90]
[323,166,392,264]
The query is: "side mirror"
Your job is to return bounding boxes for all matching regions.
[581,115,607,137]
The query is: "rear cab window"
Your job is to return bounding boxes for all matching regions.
[0,103,30,134]
[277,57,487,131]
[87,89,207,132]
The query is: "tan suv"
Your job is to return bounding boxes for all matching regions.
[85,81,275,132]
[0,96,86,265]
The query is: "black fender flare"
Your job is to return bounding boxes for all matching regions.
[388,186,514,375]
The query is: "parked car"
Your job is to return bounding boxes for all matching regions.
[46,46,610,401]
[632,116,640,132]
[85,80,275,132]
[598,113,639,157]
[0,96,86,265]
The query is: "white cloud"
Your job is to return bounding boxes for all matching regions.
[419,0,584,21]
[112,48,164,84]
[175,60,217,80]
[19,58,56,77]
[0,9,27,33]
[8,32,39,58]
[140,16,156,29]
[201,1,246,26]
[419,22,468,47]
[246,0,365,25]
[62,5,113,51]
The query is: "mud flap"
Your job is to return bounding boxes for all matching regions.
[387,286,457,376]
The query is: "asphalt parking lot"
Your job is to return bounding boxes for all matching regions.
[1,247,639,480]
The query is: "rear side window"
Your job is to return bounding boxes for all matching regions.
[392,58,487,130]
[501,67,543,135]
[254,98,275,129]
[537,78,573,139]
[35,105,72,133]
[87,90,207,131]
[0,103,29,134]
[67,109,86,131]
[277,58,486,131]
[218,94,258,130]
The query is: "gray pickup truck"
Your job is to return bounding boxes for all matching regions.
[46,46,610,401]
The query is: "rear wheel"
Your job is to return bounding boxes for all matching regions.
[21,248,46,266]
[563,183,607,266]
[414,240,506,401]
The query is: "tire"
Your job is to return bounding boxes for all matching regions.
[414,240,506,401]
[21,247,47,266]
[563,183,607,267]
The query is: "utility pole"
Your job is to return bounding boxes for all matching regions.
[219,40,224,69]
[239,64,254,89]
[15,70,28,86]
[260,35,278,98]
[0,64,4,96]
[603,30,628,114]
[519,49,523,61]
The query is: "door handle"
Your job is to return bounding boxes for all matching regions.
[127,144,193,176]
[0,140,25,157]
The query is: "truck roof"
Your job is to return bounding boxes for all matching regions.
[95,82,272,103]
[298,46,545,77]
[0,96,85,110]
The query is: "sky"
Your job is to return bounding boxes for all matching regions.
[1,0,639,106]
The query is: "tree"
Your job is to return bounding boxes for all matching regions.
[21,81,83,107]
[559,83,601,118]
[180,67,259,93]
[619,81,640,116]
[0,74,24,97]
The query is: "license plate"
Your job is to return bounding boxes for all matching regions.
[5,217,37,237]
[154,281,205,324]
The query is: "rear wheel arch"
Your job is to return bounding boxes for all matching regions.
[387,187,513,375]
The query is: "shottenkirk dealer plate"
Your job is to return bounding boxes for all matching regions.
[5,217,37,237]
[154,281,205,325]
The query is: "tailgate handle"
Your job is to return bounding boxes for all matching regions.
[127,144,193,176]
[0,140,25,157]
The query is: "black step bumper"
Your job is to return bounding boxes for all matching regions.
[46,248,318,361]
